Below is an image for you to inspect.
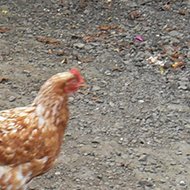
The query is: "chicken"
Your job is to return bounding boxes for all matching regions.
[0,68,84,190]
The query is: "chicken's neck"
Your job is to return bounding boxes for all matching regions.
[32,90,69,129]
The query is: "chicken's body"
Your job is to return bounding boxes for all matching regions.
[0,69,84,190]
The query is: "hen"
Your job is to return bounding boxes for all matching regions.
[0,68,84,190]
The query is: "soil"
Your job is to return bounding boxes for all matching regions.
[0,0,190,189]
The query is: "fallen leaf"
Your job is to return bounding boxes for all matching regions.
[171,52,183,58]
[110,25,119,29]
[114,48,120,53]
[99,25,110,31]
[173,46,180,51]
[178,11,188,15]
[165,27,181,32]
[98,33,109,40]
[48,49,52,54]
[56,51,68,56]
[36,36,60,45]
[172,62,185,68]
[71,24,76,28]
[60,58,69,64]
[0,27,11,33]
[2,10,8,14]
[160,67,164,74]
[91,97,100,100]
[129,11,140,20]
[78,56,93,63]
[112,65,125,71]
[0,77,9,83]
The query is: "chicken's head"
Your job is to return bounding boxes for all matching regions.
[64,68,84,93]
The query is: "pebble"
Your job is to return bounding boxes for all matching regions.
[92,85,101,91]
[9,95,16,102]
[54,171,61,175]
[138,154,147,161]
[104,70,111,76]
[179,180,186,186]
[169,31,180,37]
[138,179,153,187]
[73,43,85,49]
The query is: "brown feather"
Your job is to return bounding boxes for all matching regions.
[0,70,84,189]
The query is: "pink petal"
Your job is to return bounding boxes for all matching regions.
[135,36,143,41]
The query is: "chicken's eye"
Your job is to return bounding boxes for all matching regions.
[72,79,77,84]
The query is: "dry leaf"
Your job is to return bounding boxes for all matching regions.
[171,52,183,58]
[36,37,60,45]
[165,27,181,32]
[100,25,110,31]
[0,77,9,83]
[110,25,119,29]
[114,48,120,53]
[172,62,185,68]
[178,11,188,15]
[79,57,93,63]
[56,51,68,56]
[91,97,100,100]
[48,49,52,54]
[0,27,11,33]
[129,11,140,20]
[60,58,69,64]
[173,46,180,51]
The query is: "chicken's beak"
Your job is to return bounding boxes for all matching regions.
[79,82,88,89]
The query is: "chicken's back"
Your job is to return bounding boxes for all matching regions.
[0,103,68,189]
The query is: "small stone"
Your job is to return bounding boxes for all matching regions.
[179,180,186,186]
[169,31,180,36]
[9,95,16,102]
[170,161,176,165]
[73,43,85,48]
[138,179,153,187]
[69,97,74,102]
[104,70,111,76]
[92,85,101,91]
[54,171,61,175]
[138,154,147,161]
[28,181,37,189]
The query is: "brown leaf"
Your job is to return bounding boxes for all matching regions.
[171,52,183,58]
[60,58,69,64]
[0,27,11,33]
[48,49,52,54]
[178,11,188,15]
[99,25,110,31]
[165,27,181,32]
[98,33,109,40]
[110,25,119,29]
[56,51,68,56]
[0,77,9,83]
[103,6,112,10]
[91,97,100,100]
[36,37,60,45]
[169,57,183,62]
[172,62,185,68]
[82,35,95,42]
[173,46,180,51]
[79,56,93,63]
[129,11,140,20]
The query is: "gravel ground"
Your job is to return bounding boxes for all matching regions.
[0,0,190,189]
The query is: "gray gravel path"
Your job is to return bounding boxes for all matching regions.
[0,0,190,189]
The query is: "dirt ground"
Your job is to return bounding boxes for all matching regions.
[0,0,190,189]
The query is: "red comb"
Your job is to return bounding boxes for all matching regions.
[70,68,84,83]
